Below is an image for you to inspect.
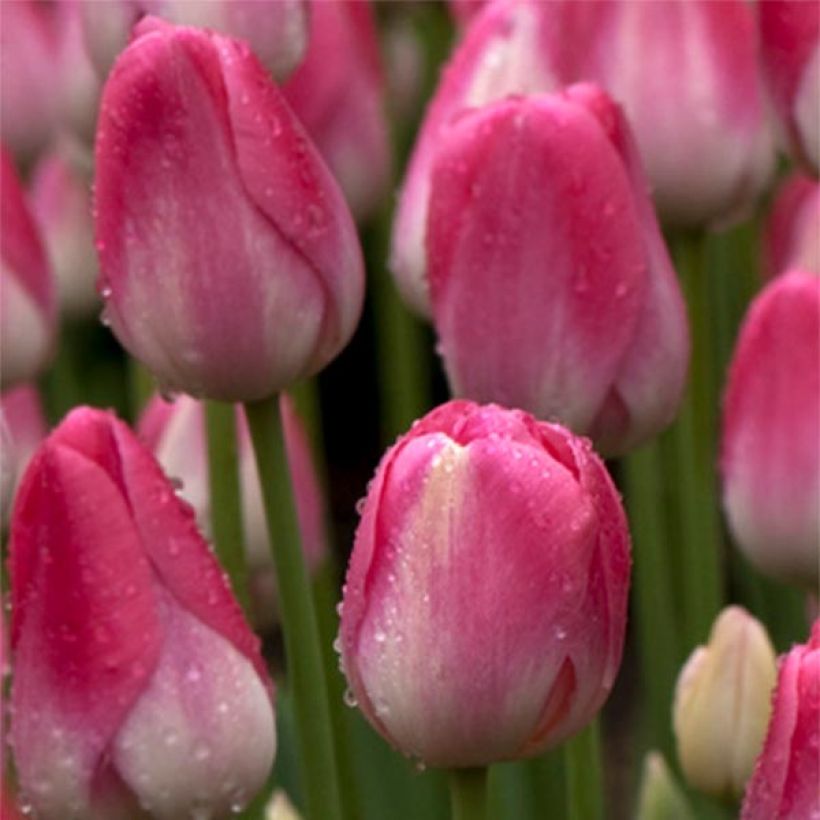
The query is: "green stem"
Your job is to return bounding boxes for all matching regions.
[672,233,724,650]
[244,395,342,820]
[129,356,154,419]
[564,720,604,820]
[449,768,489,820]
[205,401,249,613]
[622,442,679,758]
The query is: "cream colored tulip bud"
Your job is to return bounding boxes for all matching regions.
[636,751,694,820]
[673,606,777,801]
[266,790,303,820]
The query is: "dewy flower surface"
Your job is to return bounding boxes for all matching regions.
[339,400,631,768]
[8,407,276,819]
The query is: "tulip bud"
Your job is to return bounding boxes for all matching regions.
[30,148,99,318]
[94,18,364,401]
[721,270,820,590]
[1,149,56,390]
[138,394,328,627]
[266,790,303,820]
[339,400,631,767]
[428,86,688,456]
[80,0,308,83]
[763,174,820,279]
[741,621,820,819]
[636,751,694,820]
[759,0,820,174]
[8,407,276,819]
[283,0,390,222]
[673,607,777,801]
[579,0,775,228]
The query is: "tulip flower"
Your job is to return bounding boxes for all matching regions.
[30,148,99,318]
[94,17,364,401]
[339,400,631,767]
[138,393,328,626]
[80,0,308,82]
[8,406,276,819]
[759,0,820,174]
[763,173,820,279]
[428,86,688,456]
[283,0,390,222]
[1,148,56,390]
[636,752,694,820]
[577,0,775,228]
[721,270,820,591]
[741,621,820,819]
[673,607,777,801]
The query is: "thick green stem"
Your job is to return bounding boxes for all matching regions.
[623,442,679,757]
[564,720,604,820]
[244,395,342,820]
[204,401,249,613]
[449,768,489,820]
[672,234,724,649]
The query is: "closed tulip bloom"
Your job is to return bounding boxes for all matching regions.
[339,400,631,767]
[764,174,820,279]
[741,621,820,820]
[30,148,99,318]
[8,407,276,819]
[577,0,775,228]
[283,0,390,222]
[760,0,820,174]
[80,0,307,82]
[1,149,56,390]
[721,270,820,590]
[94,18,364,401]
[429,86,689,456]
[673,606,777,801]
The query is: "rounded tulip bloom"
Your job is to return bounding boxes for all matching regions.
[8,407,276,818]
[741,621,820,820]
[759,0,820,173]
[1,148,56,390]
[94,18,364,401]
[721,270,820,591]
[428,86,689,457]
[763,173,820,279]
[338,400,631,768]
[673,607,777,801]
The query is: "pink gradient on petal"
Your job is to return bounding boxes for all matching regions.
[763,174,820,280]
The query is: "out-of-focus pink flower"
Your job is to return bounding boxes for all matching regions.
[428,86,688,456]
[80,0,307,82]
[721,270,820,591]
[138,394,327,625]
[8,407,276,819]
[759,0,820,174]
[575,0,775,228]
[94,18,364,401]
[30,148,99,318]
[339,400,631,767]
[447,0,491,29]
[0,384,48,513]
[764,173,820,280]
[0,1,60,163]
[283,0,390,222]
[1,149,56,390]
[741,621,820,819]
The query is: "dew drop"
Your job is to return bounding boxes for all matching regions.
[193,742,211,762]
[343,689,358,708]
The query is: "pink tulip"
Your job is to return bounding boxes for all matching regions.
[577,0,775,228]
[390,0,569,316]
[759,0,820,174]
[428,86,688,456]
[0,1,60,163]
[283,0,390,221]
[8,407,276,818]
[764,174,820,280]
[741,621,820,819]
[138,393,328,625]
[80,0,308,82]
[1,148,56,390]
[94,17,364,401]
[339,400,631,767]
[30,148,99,318]
[447,0,490,29]
[721,270,820,591]
[0,384,48,507]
